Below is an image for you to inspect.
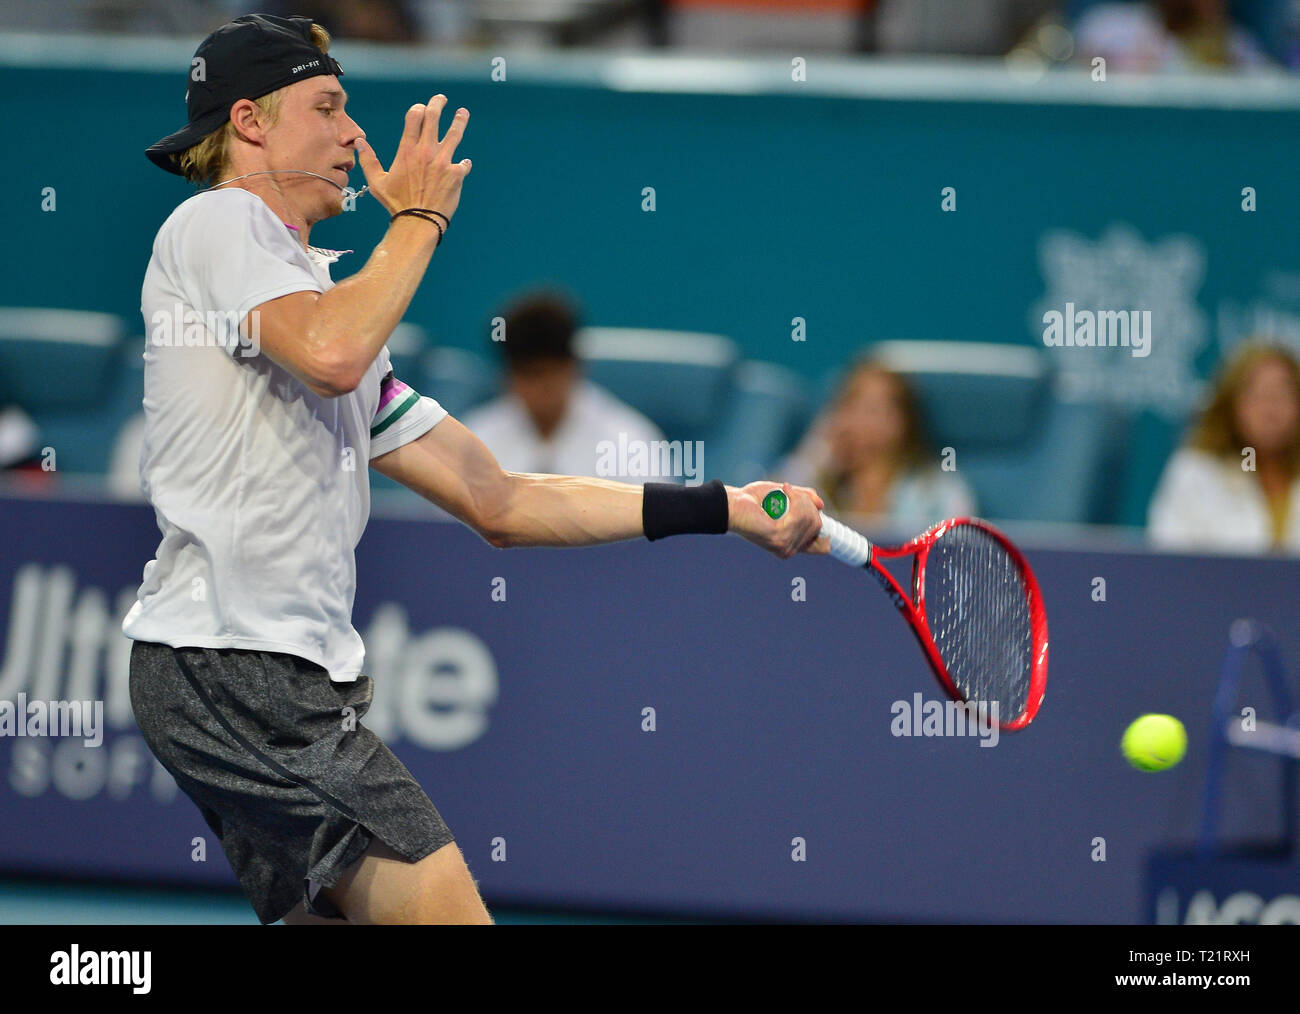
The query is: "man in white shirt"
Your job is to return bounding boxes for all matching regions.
[464,293,669,480]
[124,15,826,927]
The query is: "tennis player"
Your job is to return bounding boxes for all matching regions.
[123,14,827,926]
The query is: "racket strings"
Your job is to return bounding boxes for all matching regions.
[923,524,1034,722]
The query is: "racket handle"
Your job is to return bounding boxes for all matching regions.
[817,513,872,567]
[760,489,873,567]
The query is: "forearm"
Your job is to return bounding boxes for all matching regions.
[487,473,653,548]
[486,474,755,549]
[306,217,439,381]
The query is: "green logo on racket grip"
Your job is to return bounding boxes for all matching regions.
[762,489,788,519]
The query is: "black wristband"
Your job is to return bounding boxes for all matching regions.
[642,479,729,541]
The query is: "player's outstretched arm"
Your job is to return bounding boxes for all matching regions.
[370,416,827,557]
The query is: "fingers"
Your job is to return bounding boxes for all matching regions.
[794,484,825,512]
[399,102,425,153]
[375,95,472,217]
[789,485,825,556]
[780,481,824,515]
[354,137,384,181]
[441,106,469,162]
[421,93,449,150]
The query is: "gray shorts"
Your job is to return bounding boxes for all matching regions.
[128,639,455,924]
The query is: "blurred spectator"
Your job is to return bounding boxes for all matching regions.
[0,0,225,33]
[1148,340,1300,553]
[779,357,975,532]
[666,0,871,53]
[462,292,668,480]
[1073,0,1274,72]
[876,0,1058,56]
[253,0,422,42]
[666,0,1056,55]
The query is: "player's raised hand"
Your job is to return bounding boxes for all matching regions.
[354,94,471,221]
[728,481,828,559]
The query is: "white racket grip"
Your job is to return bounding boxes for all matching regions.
[819,512,872,567]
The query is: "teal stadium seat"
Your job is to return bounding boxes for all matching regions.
[0,308,129,478]
[414,332,808,488]
[386,322,427,389]
[1114,408,1182,529]
[574,327,740,439]
[861,341,1127,526]
[418,346,500,420]
[370,322,431,492]
[700,361,811,485]
[578,327,809,484]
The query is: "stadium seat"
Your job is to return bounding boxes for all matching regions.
[866,341,1049,449]
[701,360,811,485]
[852,340,1128,526]
[0,308,123,408]
[413,334,805,487]
[575,329,813,485]
[574,327,739,438]
[1114,407,1184,529]
[386,322,427,387]
[355,322,429,493]
[418,346,500,420]
[367,322,433,493]
[0,307,128,477]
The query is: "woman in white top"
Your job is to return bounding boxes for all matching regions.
[1148,341,1300,554]
[780,357,975,535]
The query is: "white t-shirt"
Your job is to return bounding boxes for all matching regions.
[121,188,446,681]
[1148,447,1300,554]
[463,379,668,481]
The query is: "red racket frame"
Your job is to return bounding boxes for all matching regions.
[863,517,1049,732]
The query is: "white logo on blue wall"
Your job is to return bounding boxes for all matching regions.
[1032,223,1208,418]
[0,565,497,805]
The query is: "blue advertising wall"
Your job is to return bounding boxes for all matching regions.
[4,38,1300,525]
[1,492,1297,922]
[1146,852,1300,924]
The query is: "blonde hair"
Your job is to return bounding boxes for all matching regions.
[176,23,333,187]
[1187,339,1300,472]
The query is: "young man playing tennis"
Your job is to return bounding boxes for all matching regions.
[124,14,827,926]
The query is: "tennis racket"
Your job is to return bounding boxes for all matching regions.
[763,488,1048,731]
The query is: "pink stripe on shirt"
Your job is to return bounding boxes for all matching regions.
[378,375,411,410]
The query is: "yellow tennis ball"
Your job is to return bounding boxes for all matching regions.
[1122,714,1187,772]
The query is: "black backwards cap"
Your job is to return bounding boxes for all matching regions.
[145,13,343,176]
